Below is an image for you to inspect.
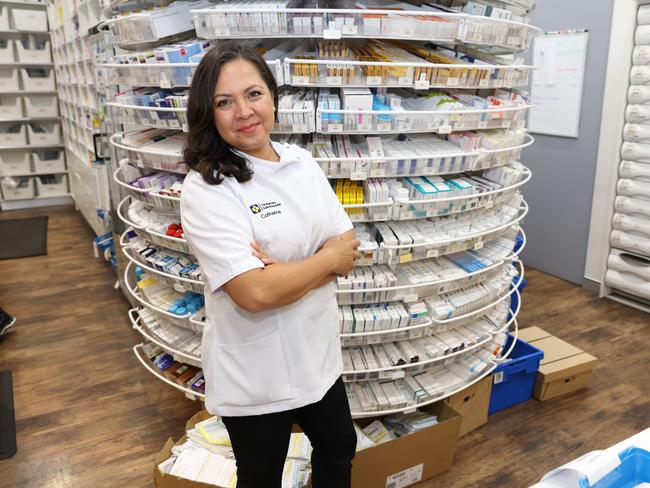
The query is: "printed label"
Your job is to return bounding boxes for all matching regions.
[398,76,412,85]
[399,253,412,263]
[367,76,382,86]
[494,371,504,384]
[447,77,459,86]
[293,76,309,85]
[479,78,490,88]
[377,122,392,132]
[386,463,424,488]
[342,24,358,35]
[403,294,418,303]
[414,79,429,90]
[350,171,368,181]
[293,124,308,133]
[474,240,484,251]
[173,282,186,293]
[323,28,341,39]
[326,76,342,86]
[426,249,439,258]
[328,123,343,133]
[439,125,452,134]
[160,78,171,89]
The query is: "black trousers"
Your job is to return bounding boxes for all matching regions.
[222,377,357,488]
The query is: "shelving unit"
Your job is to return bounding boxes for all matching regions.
[0,0,71,210]
[101,0,539,418]
[586,1,650,312]
[45,0,111,238]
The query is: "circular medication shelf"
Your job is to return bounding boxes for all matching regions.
[101,0,538,418]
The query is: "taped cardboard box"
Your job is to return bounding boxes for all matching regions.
[517,327,597,401]
[444,376,492,437]
[352,402,462,488]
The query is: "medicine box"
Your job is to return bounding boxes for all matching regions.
[0,150,30,175]
[32,150,65,173]
[352,402,461,488]
[0,68,20,92]
[0,39,14,63]
[27,122,62,145]
[24,95,58,118]
[20,68,55,92]
[1,176,34,200]
[0,123,27,146]
[0,95,23,119]
[16,39,52,64]
[444,375,492,436]
[35,174,68,197]
[517,326,598,401]
[488,334,544,414]
[0,6,10,30]
[11,7,48,32]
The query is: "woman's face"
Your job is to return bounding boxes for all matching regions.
[212,58,275,155]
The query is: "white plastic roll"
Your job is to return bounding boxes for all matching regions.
[612,212,650,238]
[605,269,650,301]
[607,248,650,281]
[615,196,650,219]
[628,85,650,104]
[639,4,650,25]
[635,25,650,45]
[633,46,650,65]
[610,230,650,257]
[630,65,650,85]
[619,160,650,179]
[623,123,650,143]
[626,104,650,123]
[621,142,650,162]
[617,178,650,198]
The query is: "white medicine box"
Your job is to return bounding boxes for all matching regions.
[36,174,68,197]
[0,95,23,119]
[11,8,48,32]
[0,68,20,92]
[0,6,9,30]
[17,38,51,64]
[0,123,27,146]
[32,150,65,173]
[1,176,34,200]
[24,95,58,118]
[0,39,14,63]
[20,68,55,92]
[27,122,62,145]
[0,151,31,175]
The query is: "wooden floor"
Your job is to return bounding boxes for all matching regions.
[0,205,648,488]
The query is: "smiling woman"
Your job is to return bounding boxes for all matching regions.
[180,42,360,488]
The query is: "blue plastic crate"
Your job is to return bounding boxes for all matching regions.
[579,447,650,488]
[488,335,544,414]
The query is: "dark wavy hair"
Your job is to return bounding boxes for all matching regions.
[183,42,278,185]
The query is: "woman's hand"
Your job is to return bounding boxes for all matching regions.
[251,242,278,266]
[319,236,360,276]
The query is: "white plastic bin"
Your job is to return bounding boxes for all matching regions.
[27,122,61,145]
[0,6,9,30]
[0,95,23,119]
[1,176,34,200]
[0,68,20,92]
[11,8,48,32]
[20,68,55,91]
[35,174,68,197]
[24,95,58,117]
[0,151,30,175]
[16,38,51,64]
[0,123,27,145]
[32,150,64,173]
[0,39,14,63]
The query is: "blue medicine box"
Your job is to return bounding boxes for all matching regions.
[488,334,544,414]
[580,447,650,488]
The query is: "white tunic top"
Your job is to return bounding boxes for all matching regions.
[180,141,353,417]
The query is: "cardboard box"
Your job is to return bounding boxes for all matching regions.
[444,376,492,437]
[517,327,598,401]
[352,402,461,488]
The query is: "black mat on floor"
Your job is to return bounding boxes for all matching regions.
[0,371,16,460]
[0,216,48,260]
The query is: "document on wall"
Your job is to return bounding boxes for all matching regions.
[529,30,589,138]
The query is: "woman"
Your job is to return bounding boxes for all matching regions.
[180,43,359,488]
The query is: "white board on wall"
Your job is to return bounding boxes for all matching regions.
[529,31,589,138]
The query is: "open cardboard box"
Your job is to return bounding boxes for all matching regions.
[444,376,492,437]
[518,327,598,401]
[352,402,462,488]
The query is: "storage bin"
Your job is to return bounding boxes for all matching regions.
[11,8,48,32]
[488,335,544,414]
[32,149,64,173]
[20,68,55,91]
[35,173,68,197]
[0,6,9,30]
[579,447,650,488]
[0,68,20,92]
[0,123,27,145]
[16,38,51,64]
[0,151,30,175]
[27,122,61,145]
[0,95,23,119]
[0,176,34,200]
[24,95,58,118]
[0,39,14,63]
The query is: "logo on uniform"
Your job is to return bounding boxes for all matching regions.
[249,204,261,214]
[250,201,282,219]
